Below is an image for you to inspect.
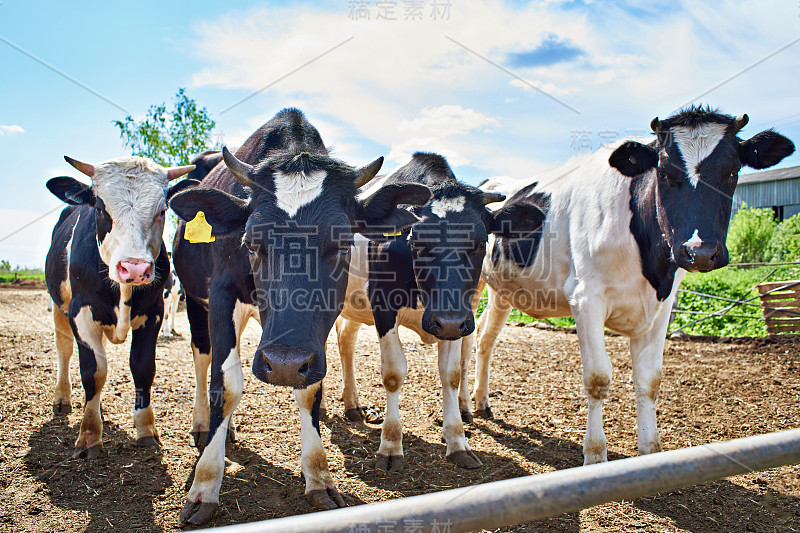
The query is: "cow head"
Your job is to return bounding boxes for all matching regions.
[609,106,794,272]
[170,148,430,388]
[46,156,194,285]
[403,160,544,340]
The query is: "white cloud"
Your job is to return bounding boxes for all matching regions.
[399,105,499,137]
[0,125,24,136]
[185,1,800,180]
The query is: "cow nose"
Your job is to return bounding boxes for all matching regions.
[253,344,317,388]
[680,242,725,272]
[427,311,474,340]
[116,260,154,284]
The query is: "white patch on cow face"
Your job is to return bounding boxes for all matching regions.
[91,157,169,284]
[273,170,327,217]
[430,196,466,218]
[671,123,727,187]
[684,228,702,249]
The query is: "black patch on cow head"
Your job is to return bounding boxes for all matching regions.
[490,182,552,269]
[614,105,795,299]
[46,176,95,206]
[167,178,201,200]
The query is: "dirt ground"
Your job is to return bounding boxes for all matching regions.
[1,286,798,532]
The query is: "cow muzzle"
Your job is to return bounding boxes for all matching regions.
[253,344,323,388]
[676,241,727,272]
[422,309,475,341]
[116,259,155,285]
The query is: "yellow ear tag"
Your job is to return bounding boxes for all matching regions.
[184,211,215,243]
[382,230,403,237]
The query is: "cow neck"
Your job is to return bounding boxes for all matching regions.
[628,172,678,301]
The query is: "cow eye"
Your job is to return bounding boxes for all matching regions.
[244,241,257,255]
[156,206,167,220]
[338,243,352,256]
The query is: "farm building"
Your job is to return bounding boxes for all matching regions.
[732,165,800,220]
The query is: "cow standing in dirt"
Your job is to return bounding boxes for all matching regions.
[169,108,430,525]
[471,106,795,465]
[45,156,194,458]
[336,152,544,470]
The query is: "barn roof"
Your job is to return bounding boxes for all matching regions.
[739,165,800,185]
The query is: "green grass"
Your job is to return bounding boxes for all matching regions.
[0,269,45,283]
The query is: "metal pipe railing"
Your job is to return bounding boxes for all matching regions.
[210,429,800,533]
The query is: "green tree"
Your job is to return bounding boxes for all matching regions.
[113,88,215,166]
[726,203,776,264]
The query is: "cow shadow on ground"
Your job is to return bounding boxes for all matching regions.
[479,418,800,532]
[25,414,172,533]
[327,414,581,532]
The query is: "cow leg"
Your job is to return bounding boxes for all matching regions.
[459,282,485,423]
[71,305,108,459]
[186,295,213,448]
[180,291,242,527]
[473,289,512,418]
[458,332,474,423]
[167,286,180,335]
[440,339,482,469]
[335,316,364,421]
[296,382,345,510]
[375,325,407,472]
[130,312,162,447]
[52,306,74,414]
[629,304,672,456]
[573,298,612,465]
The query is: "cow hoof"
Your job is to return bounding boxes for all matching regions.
[52,401,72,415]
[179,500,218,526]
[306,488,346,510]
[72,444,104,460]
[191,427,235,450]
[344,408,364,422]
[376,454,405,472]
[447,450,483,469]
[136,436,162,448]
[190,431,207,450]
[460,410,474,424]
[364,407,384,425]
[475,407,494,419]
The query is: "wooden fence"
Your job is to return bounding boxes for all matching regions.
[757,280,800,334]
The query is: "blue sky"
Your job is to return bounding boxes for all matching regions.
[1,0,799,266]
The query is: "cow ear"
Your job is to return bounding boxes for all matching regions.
[609,141,658,177]
[355,183,431,236]
[489,203,545,239]
[167,179,201,200]
[169,187,251,236]
[46,176,94,205]
[738,130,795,169]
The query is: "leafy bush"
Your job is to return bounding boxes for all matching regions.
[726,203,776,263]
[769,213,800,262]
[671,264,800,337]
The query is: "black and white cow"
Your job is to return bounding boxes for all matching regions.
[45,156,195,458]
[472,106,794,465]
[168,108,431,526]
[336,152,544,470]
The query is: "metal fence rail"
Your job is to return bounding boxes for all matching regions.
[212,429,800,533]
